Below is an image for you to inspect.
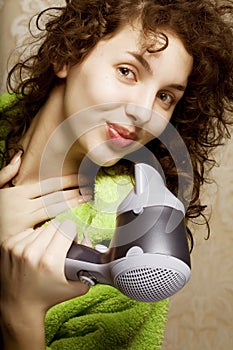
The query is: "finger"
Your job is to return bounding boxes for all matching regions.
[78,186,94,197]
[1,228,43,261]
[31,191,93,223]
[1,228,36,248]
[43,220,78,269]
[19,220,78,277]
[38,188,93,207]
[41,198,83,218]
[0,228,36,276]
[6,221,60,267]
[0,151,22,187]
[80,233,93,247]
[24,174,94,198]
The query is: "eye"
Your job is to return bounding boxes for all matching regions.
[157,92,175,107]
[117,66,137,82]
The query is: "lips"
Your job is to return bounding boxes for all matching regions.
[107,123,137,148]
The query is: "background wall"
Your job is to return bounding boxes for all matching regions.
[1,1,232,349]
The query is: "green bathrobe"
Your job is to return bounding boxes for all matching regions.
[0,92,169,350]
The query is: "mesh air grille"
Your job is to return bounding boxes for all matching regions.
[115,267,186,302]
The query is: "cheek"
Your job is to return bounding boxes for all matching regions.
[64,75,120,117]
[146,113,171,139]
[84,73,124,106]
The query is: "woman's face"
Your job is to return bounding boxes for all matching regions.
[57,23,193,166]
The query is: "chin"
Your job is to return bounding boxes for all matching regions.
[102,159,121,167]
[89,155,120,167]
[85,148,119,166]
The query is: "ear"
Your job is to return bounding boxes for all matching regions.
[53,63,69,78]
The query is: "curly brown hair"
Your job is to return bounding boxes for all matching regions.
[1,0,233,248]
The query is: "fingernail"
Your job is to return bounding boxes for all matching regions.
[81,232,93,247]
[84,195,93,202]
[10,151,23,165]
[78,195,93,204]
[59,220,78,240]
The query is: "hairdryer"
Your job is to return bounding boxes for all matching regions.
[65,162,191,302]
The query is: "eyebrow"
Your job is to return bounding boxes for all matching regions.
[169,84,186,92]
[127,51,153,74]
[126,50,187,92]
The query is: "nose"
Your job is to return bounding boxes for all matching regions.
[124,90,156,126]
[124,103,153,126]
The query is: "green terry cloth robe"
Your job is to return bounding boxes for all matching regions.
[0,92,169,350]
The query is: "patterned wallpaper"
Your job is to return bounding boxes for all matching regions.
[1,1,233,349]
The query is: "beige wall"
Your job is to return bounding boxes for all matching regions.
[1,1,232,349]
[162,140,233,350]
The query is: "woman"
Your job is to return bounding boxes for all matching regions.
[0,0,232,349]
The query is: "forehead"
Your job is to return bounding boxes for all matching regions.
[102,23,156,52]
[102,21,187,54]
[92,24,193,83]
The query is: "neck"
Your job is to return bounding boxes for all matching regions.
[13,84,84,185]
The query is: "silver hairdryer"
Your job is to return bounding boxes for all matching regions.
[65,163,191,302]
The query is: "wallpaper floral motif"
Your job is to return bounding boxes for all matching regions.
[11,0,65,46]
[0,1,233,349]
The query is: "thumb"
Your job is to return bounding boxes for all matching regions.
[0,151,22,187]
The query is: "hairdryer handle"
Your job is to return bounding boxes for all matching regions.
[65,243,114,286]
[67,242,103,263]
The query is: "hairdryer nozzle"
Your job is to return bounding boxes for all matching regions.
[111,253,190,302]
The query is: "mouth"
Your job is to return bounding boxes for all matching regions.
[107,123,138,148]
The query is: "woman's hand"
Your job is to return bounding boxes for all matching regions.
[0,220,89,350]
[0,220,89,310]
[0,153,93,242]
[0,151,22,187]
